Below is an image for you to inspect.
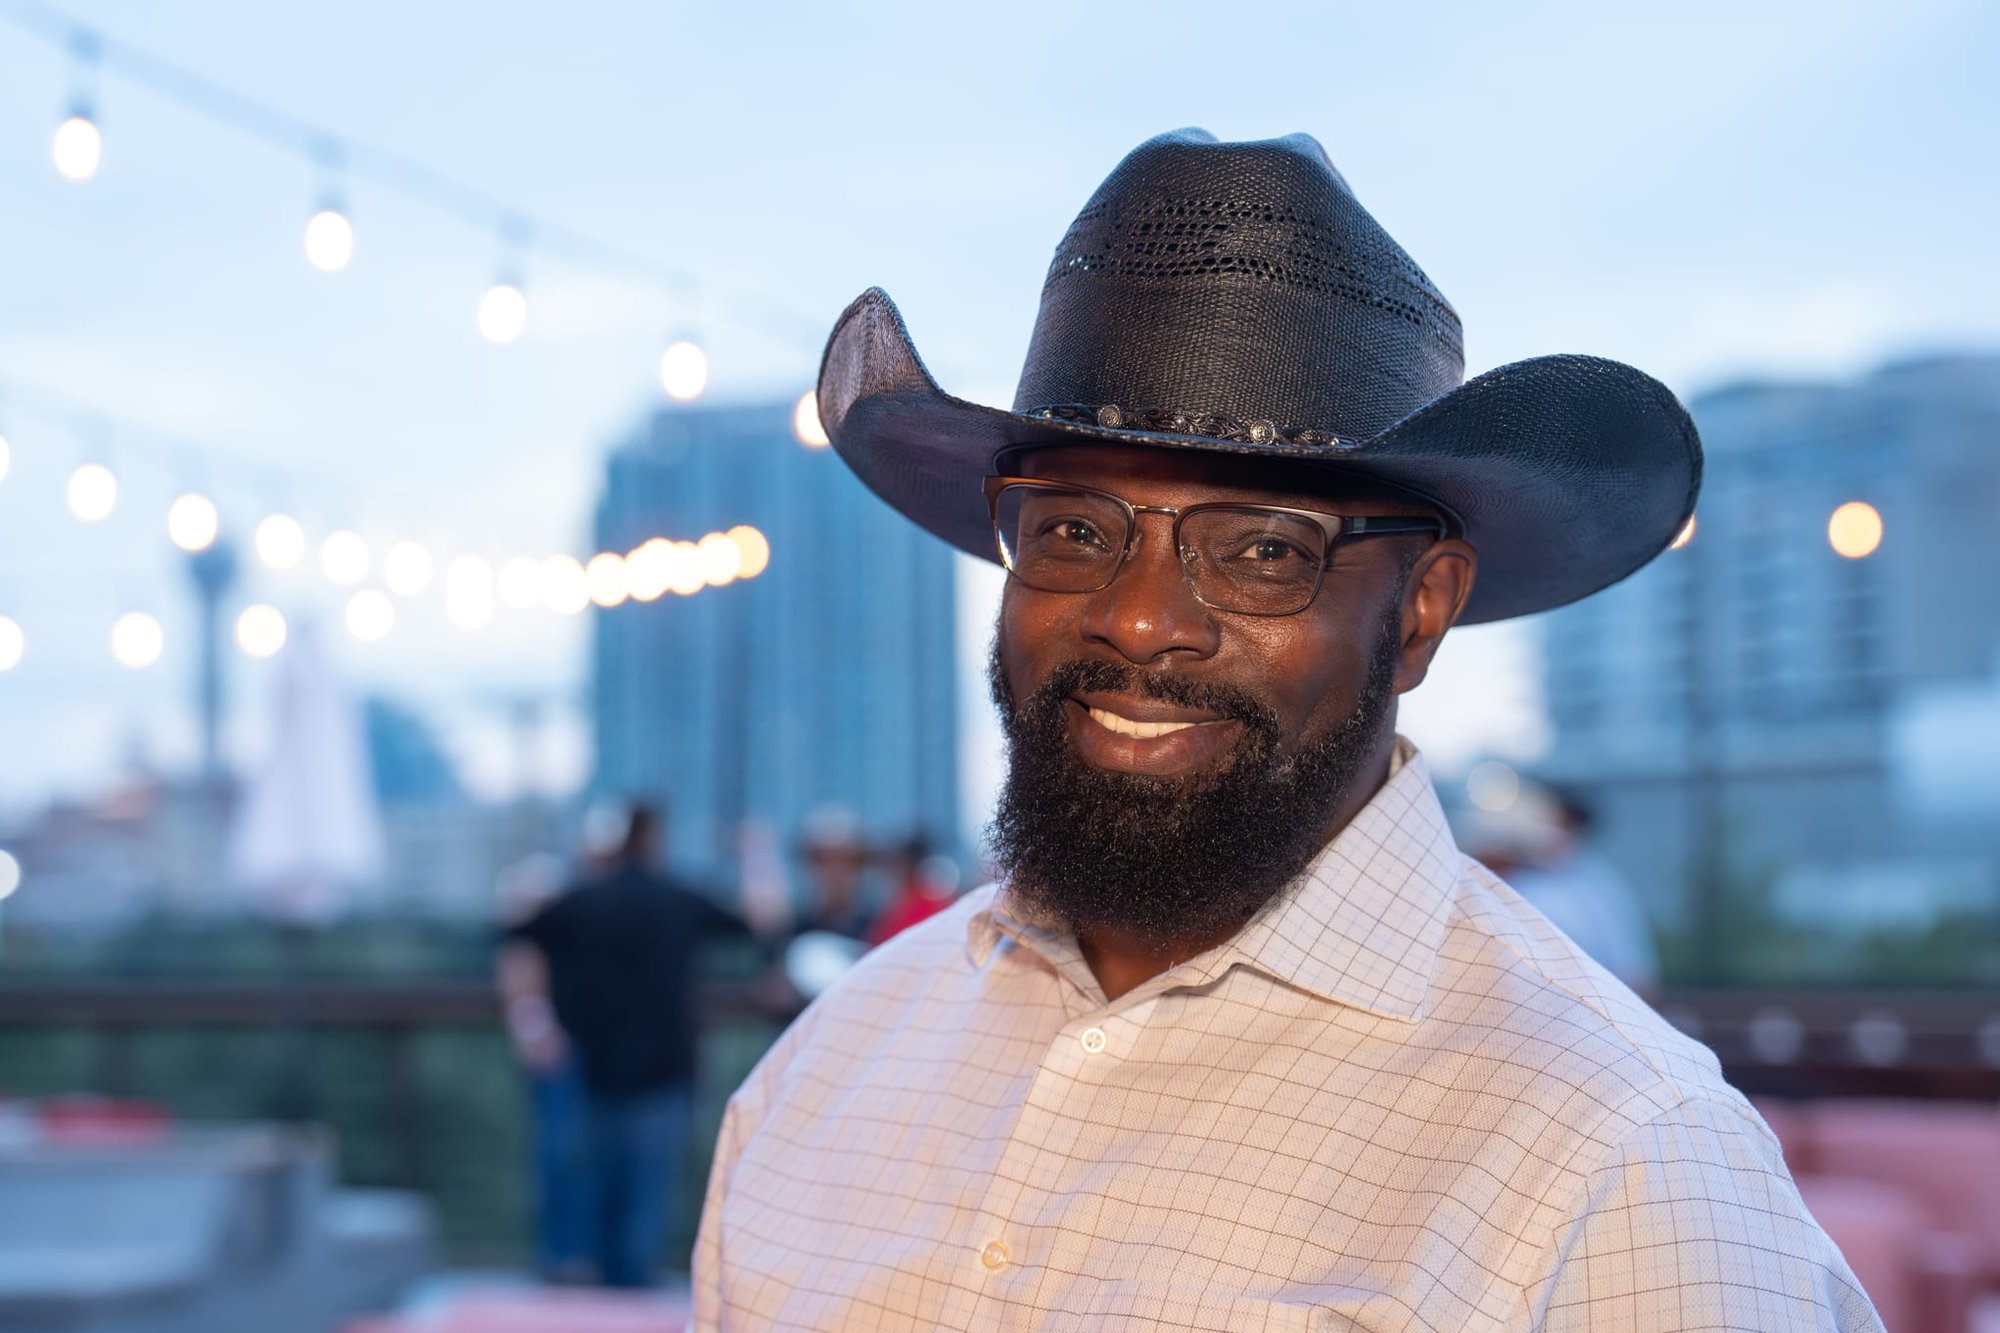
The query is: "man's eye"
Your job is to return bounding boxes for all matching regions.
[1044,519,1109,548]
[1241,537,1311,564]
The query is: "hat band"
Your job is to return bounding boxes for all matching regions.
[1029,403,1361,451]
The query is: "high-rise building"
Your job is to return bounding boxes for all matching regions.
[1538,355,2000,938]
[591,400,960,881]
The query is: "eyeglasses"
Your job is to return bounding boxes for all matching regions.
[984,477,1446,617]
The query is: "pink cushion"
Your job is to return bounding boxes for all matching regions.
[1808,1101,2000,1275]
[1795,1175,1922,1332]
[1749,1097,1814,1175]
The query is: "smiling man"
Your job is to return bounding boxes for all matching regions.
[694,131,1878,1331]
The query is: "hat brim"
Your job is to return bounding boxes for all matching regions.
[818,288,1700,625]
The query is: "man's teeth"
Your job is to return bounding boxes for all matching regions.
[1087,706,1199,739]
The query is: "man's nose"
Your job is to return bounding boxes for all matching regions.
[1076,516,1221,665]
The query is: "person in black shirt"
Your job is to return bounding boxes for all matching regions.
[506,802,745,1287]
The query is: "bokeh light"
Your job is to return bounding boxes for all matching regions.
[255,514,306,570]
[0,616,23,671]
[478,283,527,344]
[51,114,101,181]
[345,588,395,642]
[1669,515,1696,550]
[66,462,117,522]
[110,612,164,669]
[0,433,12,484]
[698,531,742,586]
[167,493,220,552]
[541,554,590,615]
[658,341,708,401]
[384,541,435,596]
[626,538,672,602]
[320,529,370,586]
[793,391,829,448]
[1828,501,1883,559]
[0,849,20,901]
[497,556,544,611]
[445,556,496,629]
[666,541,705,596]
[1466,759,1520,813]
[304,207,355,272]
[586,552,630,608]
[728,524,770,579]
[234,604,287,658]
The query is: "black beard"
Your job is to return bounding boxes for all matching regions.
[985,616,1402,956]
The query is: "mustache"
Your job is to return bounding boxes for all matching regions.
[1018,658,1279,733]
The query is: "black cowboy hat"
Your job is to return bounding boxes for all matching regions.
[817,129,1701,624]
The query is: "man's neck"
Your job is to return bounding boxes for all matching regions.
[1074,736,1397,1003]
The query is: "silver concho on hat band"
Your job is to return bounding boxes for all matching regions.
[1032,404,1358,451]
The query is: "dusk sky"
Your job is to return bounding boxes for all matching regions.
[0,0,1993,835]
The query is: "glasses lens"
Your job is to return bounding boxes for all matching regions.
[1180,507,1329,614]
[994,485,1129,593]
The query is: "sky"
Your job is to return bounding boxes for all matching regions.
[0,0,1994,834]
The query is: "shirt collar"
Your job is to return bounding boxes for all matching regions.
[967,737,1463,1022]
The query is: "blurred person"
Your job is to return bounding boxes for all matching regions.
[495,851,591,1283]
[792,805,875,942]
[695,131,1877,1328]
[866,835,960,947]
[508,801,749,1288]
[1477,783,1661,1001]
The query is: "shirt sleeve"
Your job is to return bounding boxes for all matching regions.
[1536,1096,1884,1332]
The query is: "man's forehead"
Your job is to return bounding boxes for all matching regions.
[1004,443,1436,514]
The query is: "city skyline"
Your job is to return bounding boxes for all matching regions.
[0,0,1994,812]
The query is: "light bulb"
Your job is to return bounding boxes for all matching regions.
[793,391,829,447]
[541,554,589,615]
[320,529,370,586]
[167,493,219,552]
[383,541,434,596]
[478,283,527,344]
[235,604,287,658]
[0,616,23,671]
[304,208,354,272]
[111,612,164,669]
[728,525,770,579]
[1828,501,1882,559]
[658,341,708,401]
[698,531,742,586]
[0,433,12,484]
[256,514,306,570]
[67,463,117,522]
[498,556,544,610]
[445,556,496,629]
[586,552,630,608]
[345,589,395,642]
[52,114,101,181]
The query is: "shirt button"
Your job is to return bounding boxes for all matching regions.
[1079,1026,1107,1055]
[980,1239,1010,1270]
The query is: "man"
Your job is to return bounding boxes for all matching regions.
[508,802,745,1287]
[696,131,1878,1329]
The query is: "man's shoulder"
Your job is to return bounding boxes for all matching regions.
[1427,855,1745,1138]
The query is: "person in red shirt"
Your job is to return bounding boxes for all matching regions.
[866,835,960,947]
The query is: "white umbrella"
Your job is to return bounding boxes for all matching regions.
[230,624,384,924]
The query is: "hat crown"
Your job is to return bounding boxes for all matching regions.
[1013,130,1465,442]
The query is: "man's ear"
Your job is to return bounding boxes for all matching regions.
[1393,538,1477,695]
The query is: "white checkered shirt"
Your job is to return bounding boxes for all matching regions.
[694,741,1880,1330]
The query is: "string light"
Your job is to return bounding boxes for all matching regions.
[444,556,495,629]
[234,604,286,658]
[541,554,589,615]
[0,849,18,901]
[255,513,306,570]
[793,391,829,448]
[51,112,101,181]
[665,541,705,597]
[728,525,770,579]
[0,616,23,671]
[320,529,370,586]
[658,341,708,401]
[344,588,394,641]
[166,493,219,552]
[303,206,354,272]
[698,531,742,586]
[1828,501,1882,559]
[66,462,117,521]
[0,434,12,485]
[478,283,527,344]
[497,555,544,610]
[626,538,671,602]
[383,541,435,596]
[110,611,163,668]
[585,552,630,608]
[1669,515,1695,551]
